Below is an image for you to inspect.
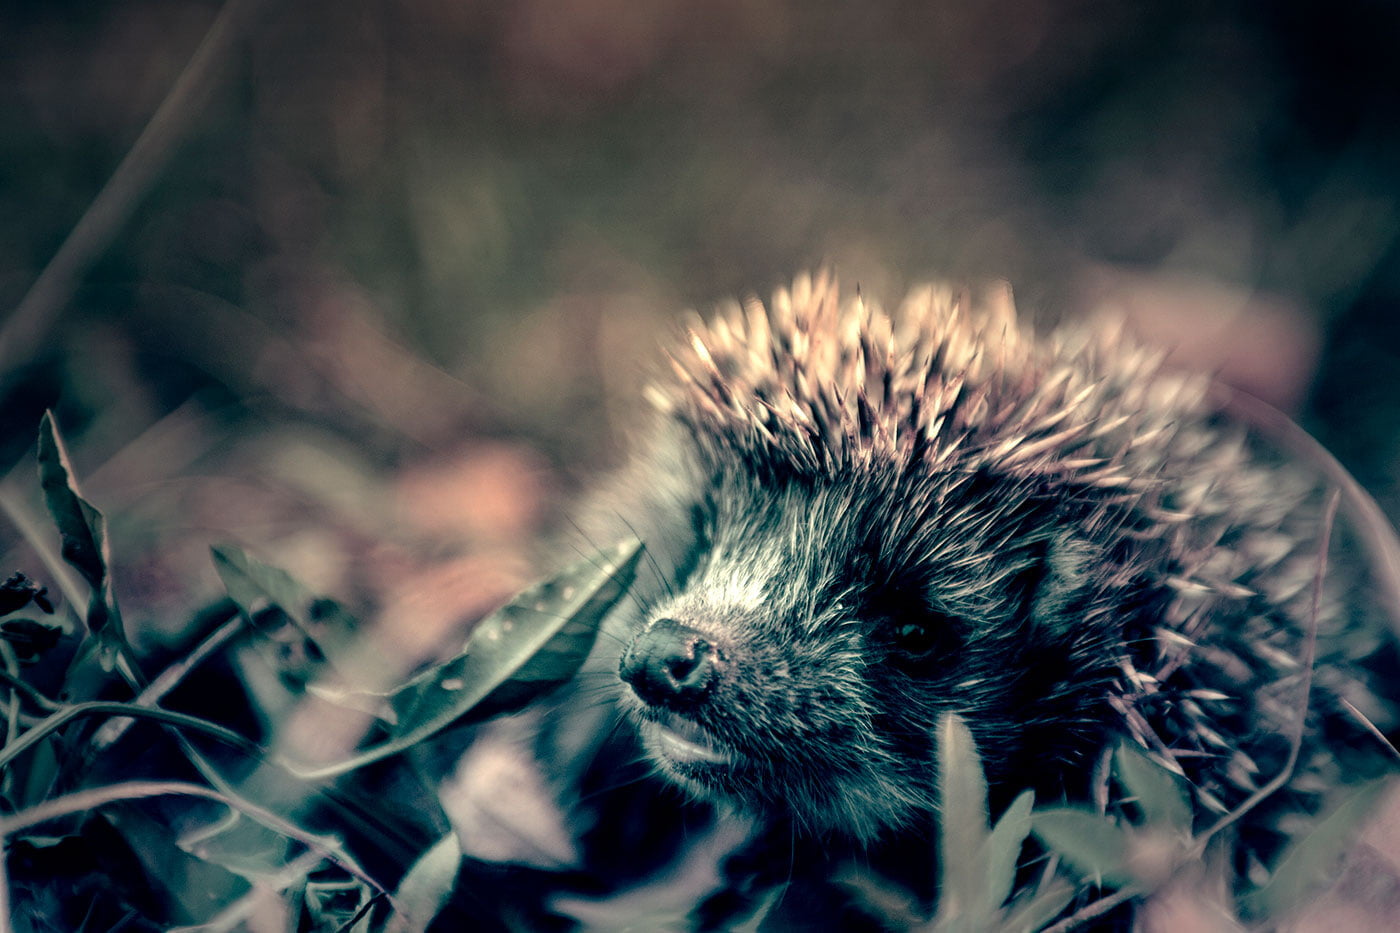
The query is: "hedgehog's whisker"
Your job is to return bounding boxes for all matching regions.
[1339,697,1400,763]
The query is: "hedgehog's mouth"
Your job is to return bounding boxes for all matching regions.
[637,711,731,772]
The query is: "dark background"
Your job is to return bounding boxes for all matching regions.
[2,0,1398,649]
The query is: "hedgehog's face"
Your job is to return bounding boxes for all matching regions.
[616,471,1113,841]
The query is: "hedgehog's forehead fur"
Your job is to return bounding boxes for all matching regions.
[647,271,1204,492]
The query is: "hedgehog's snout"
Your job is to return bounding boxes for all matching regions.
[620,617,721,711]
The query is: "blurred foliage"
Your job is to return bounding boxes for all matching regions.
[824,713,1394,932]
[0,414,636,929]
[2,0,1399,631]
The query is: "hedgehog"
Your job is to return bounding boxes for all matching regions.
[452,272,1399,930]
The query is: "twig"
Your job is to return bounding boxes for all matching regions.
[0,830,9,933]
[0,779,359,879]
[0,644,17,805]
[0,0,272,373]
[1039,884,1144,933]
[1339,697,1400,763]
[333,891,387,933]
[0,669,58,715]
[92,606,244,750]
[0,779,237,834]
[0,705,386,901]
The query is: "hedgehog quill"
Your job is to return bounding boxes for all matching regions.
[453,273,1399,931]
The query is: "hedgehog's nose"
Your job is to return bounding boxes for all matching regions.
[620,618,718,710]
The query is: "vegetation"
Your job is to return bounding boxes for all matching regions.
[0,411,640,930]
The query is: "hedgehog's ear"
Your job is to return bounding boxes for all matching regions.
[1031,531,1096,635]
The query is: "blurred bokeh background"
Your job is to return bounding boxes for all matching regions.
[2,0,1399,653]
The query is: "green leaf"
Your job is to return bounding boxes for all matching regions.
[177,810,294,880]
[980,790,1034,916]
[37,412,127,671]
[1114,743,1192,833]
[1245,778,1390,921]
[1000,878,1076,933]
[283,539,642,779]
[1031,807,1134,888]
[211,545,318,628]
[935,713,991,923]
[101,806,251,923]
[391,537,640,727]
[36,412,107,595]
[16,733,61,811]
[383,833,461,933]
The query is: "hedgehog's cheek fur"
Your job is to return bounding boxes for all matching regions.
[614,528,1122,842]
[616,604,942,841]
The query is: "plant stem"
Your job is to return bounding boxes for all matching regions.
[0,701,263,773]
[0,0,273,374]
[91,606,244,751]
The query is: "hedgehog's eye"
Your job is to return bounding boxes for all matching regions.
[873,599,961,664]
[891,620,940,659]
[862,579,961,664]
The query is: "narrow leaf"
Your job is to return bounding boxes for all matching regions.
[1115,743,1192,833]
[390,538,641,728]
[1031,807,1134,887]
[36,412,107,594]
[935,713,990,922]
[283,539,642,779]
[38,413,131,679]
[980,789,1034,915]
[211,545,317,627]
